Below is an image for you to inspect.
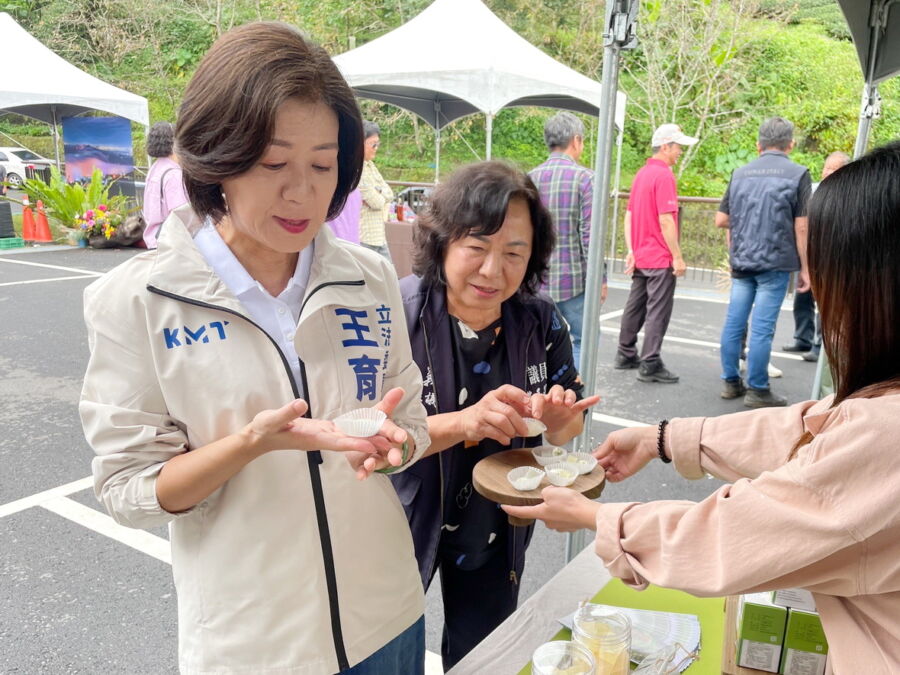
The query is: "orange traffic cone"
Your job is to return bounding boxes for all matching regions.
[21,194,36,241]
[34,200,53,243]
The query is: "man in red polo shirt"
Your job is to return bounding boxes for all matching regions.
[614,123,697,383]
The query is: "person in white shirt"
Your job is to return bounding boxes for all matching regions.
[80,22,430,675]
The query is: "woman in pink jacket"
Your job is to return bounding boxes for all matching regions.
[506,141,900,673]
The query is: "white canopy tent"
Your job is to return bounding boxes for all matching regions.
[0,12,149,165]
[333,0,625,173]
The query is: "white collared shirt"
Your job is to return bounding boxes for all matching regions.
[194,222,313,395]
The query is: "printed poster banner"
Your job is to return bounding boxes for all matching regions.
[62,116,134,183]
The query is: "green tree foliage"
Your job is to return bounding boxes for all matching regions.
[3,0,896,199]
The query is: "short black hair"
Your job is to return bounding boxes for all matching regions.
[175,22,363,223]
[412,161,555,296]
[147,122,175,158]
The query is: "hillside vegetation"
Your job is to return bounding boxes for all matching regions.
[2,0,898,196]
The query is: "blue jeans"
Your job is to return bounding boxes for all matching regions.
[556,292,585,368]
[343,616,424,674]
[720,271,790,390]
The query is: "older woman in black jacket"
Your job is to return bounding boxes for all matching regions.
[392,161,600,670]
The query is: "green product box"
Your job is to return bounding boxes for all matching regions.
[780,608,828,675]
[736,593,787,672]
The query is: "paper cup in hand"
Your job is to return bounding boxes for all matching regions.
[521,417,547,437]
[334,408,387,437]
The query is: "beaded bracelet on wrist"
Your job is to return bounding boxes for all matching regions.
[657,419,671,463]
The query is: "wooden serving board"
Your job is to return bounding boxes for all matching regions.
[472,448,605,526]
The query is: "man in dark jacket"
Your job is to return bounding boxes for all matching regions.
[716,117,811,408]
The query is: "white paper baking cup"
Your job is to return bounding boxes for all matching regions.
[333,408,387,437]
[522,417,548,437]
[531,445,567,466]
[507,466,545,491]
[564,452,598,475]
[544,462,578,487]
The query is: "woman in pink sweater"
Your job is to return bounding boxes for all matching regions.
[505,142,900,673]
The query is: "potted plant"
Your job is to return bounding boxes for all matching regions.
[18,166,140,247]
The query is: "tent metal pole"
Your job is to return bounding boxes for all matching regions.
[435,127,441,182]
[51,105,61,170]
[853,83,879,160]
[485,113,493,160]
[434,100,442,182]
[609,127,625,268]
[565,0,636,563]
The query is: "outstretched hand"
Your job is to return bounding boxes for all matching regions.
[593,426,658,482]
[242,388,413,481]
[530,385,600,435]
[244,399,386,455]
[502,486,600,532]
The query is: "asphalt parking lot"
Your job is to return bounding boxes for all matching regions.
[0,245,819,673]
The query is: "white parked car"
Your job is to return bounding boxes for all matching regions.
[0,147,53,189]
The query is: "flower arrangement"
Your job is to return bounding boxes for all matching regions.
[75,203,125,239]
[15,166,130,236]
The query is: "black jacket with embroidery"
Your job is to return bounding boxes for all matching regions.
[391,274,583,586]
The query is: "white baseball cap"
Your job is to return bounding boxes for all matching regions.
[651,123,699,147]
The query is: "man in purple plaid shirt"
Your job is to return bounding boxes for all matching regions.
[529,112,607,367]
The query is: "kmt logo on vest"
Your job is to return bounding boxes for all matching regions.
[163,321,230,349]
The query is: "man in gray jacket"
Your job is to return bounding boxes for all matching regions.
[716,117,811,408]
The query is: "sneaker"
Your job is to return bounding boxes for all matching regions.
[802,349,820,362]
[637,361,679,384]
[743,388,788,408]
[613,353,640,370]
[721,378,746,399]
[782,342,812,353]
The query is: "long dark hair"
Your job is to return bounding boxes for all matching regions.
[808,141,900,403]
[412,161,555,296]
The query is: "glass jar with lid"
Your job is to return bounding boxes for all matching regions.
[572,605,631,675]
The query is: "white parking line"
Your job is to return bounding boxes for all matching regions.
[591,412,651,428]
[0,257,103,277]
[41,496,172,564]
[598,309,624,322]
[661,334,805,361]
[0,475,93,518]
[599,325,805,361]
[0,274,97,287]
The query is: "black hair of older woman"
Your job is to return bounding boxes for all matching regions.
[147,122,175,159]
[174,22,364,224]
[412,161,556,296]
[808,140,900,403]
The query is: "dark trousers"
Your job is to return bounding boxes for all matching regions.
[792,289,818,348]
[617,267,677,364]
[438,547,523,671]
